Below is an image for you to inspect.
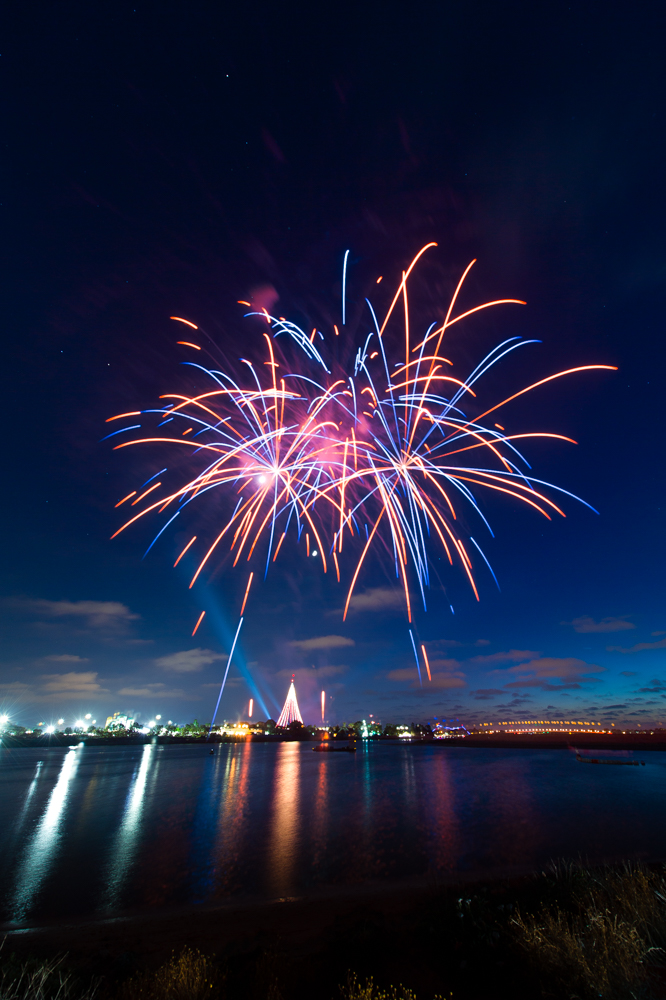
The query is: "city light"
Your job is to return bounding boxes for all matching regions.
[45,725,55,734]
[0,714,8,725]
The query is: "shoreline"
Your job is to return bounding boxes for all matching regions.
[2,733,665,750]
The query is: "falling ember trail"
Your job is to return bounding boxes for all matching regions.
[421,644,432,682]
[170,316,198,329]
[191,610,205,637]
[240,572,253,616]
[174,536,197,567]
[249,698,253,718]
[321,690,325,724]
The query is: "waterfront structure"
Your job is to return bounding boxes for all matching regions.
[276,675,303,727]
[105,712,134,730]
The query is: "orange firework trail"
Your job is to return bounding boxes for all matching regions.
[106,246,615,641]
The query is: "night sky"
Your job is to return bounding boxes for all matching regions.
[3,1,665,729]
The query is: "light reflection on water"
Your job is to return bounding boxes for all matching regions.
[102,744,156,910]
[269,743,300,897]
[2,742,666,925]
[10,748,81,921]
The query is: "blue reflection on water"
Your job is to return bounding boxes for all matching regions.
[102,744,157,910]
[11,748,81,921]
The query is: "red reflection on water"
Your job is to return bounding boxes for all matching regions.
[421,752,459,874]
[481,757,539,867]
[310,753,329,868]
[210,742,253,888]
[268,743,301,896]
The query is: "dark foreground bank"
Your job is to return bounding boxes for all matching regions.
[4,862,666,1000]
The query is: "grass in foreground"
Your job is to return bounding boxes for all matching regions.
[512,861,666,998]
[0,950,97,1000]
[4,861,666,999]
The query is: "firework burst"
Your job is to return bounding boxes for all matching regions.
[105,244,615,702]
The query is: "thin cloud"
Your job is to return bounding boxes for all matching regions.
[638,679,666,693]
[154,648,227,673]
[496,695,533,708]
[566,615,635,633]
[346,588,404,613]
[117,683,187,698]
[40,671,107,696]
[471,689,504,700]
[620,671,636,677]
[43,654,89,663]
[386,668,420,682]
[0,681,31,694]
[607,638,666,654]
[468,649,540,666]
[429,674,466,689]
[277,664,349,679]
[314,664,349,677]
[10,598,140,629]
[290,635,354,651]
[387,667,465,689]
[502,657,604,691]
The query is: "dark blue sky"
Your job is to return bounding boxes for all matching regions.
[2,0,665,728]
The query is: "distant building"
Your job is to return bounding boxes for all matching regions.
[105,712,134,730]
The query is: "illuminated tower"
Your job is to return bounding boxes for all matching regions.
[277,675,303,727]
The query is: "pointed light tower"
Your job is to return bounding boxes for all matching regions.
[277,674,303,727]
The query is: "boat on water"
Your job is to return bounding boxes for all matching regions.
[313,743,356,753]
[575,753,644,766]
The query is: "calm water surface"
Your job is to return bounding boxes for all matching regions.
[1,742,665,926]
